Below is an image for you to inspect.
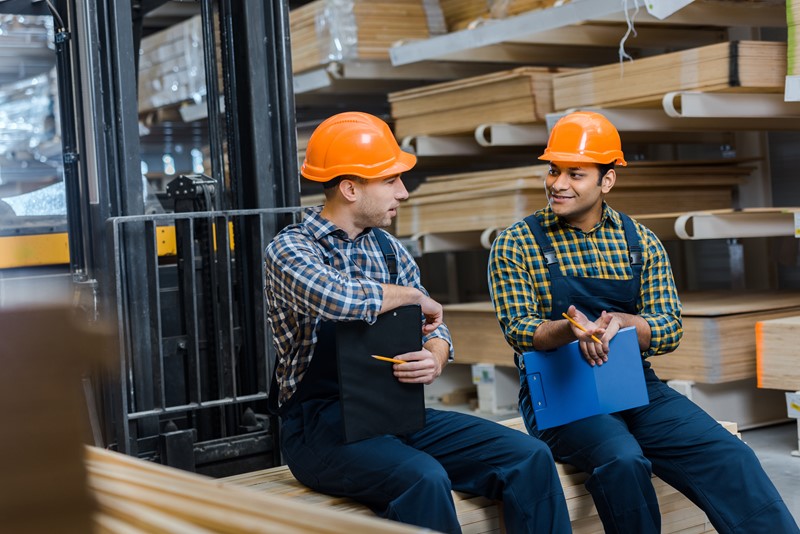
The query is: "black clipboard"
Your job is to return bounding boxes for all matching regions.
[335,304,426,443]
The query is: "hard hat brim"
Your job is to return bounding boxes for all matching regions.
[302,149,417,182]
[538,151,627,167]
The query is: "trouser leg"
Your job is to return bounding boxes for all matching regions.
[408,409,572,534]
[520,372,660,534]
[280,399,461,533]
[629,379,800,534]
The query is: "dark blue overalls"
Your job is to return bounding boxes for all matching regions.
[278,229,572,534]
[518,213,799,534]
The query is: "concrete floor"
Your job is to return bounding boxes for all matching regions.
[741,421,800,523]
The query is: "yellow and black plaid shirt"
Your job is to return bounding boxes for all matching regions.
[488,203,682,358]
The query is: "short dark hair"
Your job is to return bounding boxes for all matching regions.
[322,175,368,199]
[596,162,615,185]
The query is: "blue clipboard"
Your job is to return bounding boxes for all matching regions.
[521,326,649,430]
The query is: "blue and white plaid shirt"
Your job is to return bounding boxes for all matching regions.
[264,206,453,405]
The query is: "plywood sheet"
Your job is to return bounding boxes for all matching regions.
[756,315,800,390]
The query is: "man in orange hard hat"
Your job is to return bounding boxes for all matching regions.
[488,111,799,534]
[264,112,571,533]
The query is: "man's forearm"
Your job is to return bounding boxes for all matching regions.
[379,284,423,313]
[606,312,651,351]
[531,319,579,351]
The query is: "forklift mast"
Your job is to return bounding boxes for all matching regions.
[43,0,300,476]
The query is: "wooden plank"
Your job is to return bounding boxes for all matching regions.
[0,306,114,534]
[650,291,800,383]
[389,67,558,137]
[396,162,749,236]
[756,315,800,390]
[553,40,786,110]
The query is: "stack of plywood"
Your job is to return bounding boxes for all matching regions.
[553,40,786,110]
[0,307,113,534]
[444,302,516,367]
[396,161,750,236]
[650,291,800,384]
[290,0,445,74]
[87,446,421,533]
[389,67,558,138]
[756,315,800,390]
[224,417,724,534]
[440,0,570,31]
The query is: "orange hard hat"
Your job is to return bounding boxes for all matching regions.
[538,111,627,166]
[300,112,416,182]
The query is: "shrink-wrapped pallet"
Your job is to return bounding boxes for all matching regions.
[290,0,446,74]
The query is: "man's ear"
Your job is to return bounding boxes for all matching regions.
[600,169,616,194]
[338,178,360,202]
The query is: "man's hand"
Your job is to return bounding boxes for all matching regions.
[419,294,443,334]
[390,347,442,385]
[565,305,610,367]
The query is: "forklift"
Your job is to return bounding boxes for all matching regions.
[0,0,301,477]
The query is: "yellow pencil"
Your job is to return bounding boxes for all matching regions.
[561,312,603,344]
[371,354,406,365]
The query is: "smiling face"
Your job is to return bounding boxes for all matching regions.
[352,173,409,229]
[545,161,615,232]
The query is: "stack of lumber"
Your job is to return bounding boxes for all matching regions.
[396,161,750,236]
[443,302,516,367]
[86,446,421,533]
[440,0,570,31]
[224,417,727,534]
[289,0,445,74]
[650,291,800,384]
[0,307,113,534]
[553,40,786,110]
[756,315,800,390]
[389,67,558,138]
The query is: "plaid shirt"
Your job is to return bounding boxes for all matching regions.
[265,206,452,405]
[489,203,682,358]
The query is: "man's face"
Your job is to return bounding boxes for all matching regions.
[545,161,613,230]
[353,174,409,229]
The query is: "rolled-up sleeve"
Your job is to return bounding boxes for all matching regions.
[488,227,543,355]
[265,233,383,324]
[638,229,683,356]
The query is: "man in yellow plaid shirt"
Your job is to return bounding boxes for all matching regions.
[488,111,798,534]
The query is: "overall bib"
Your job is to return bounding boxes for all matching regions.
[278,229,572,534]
[518,213,799,534]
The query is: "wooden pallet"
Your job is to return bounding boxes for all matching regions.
[222,417,725,534]
[389,67,558,137]
[650,291,800,384]
[552,40,786,110]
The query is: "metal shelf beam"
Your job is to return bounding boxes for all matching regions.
[390,0,785,66]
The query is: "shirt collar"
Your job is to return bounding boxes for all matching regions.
[302,205,372,242]
[540,202,622,233]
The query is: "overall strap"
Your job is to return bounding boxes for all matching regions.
[523,214,562,281]
[371,227,398,284]
[618,212,643,281]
